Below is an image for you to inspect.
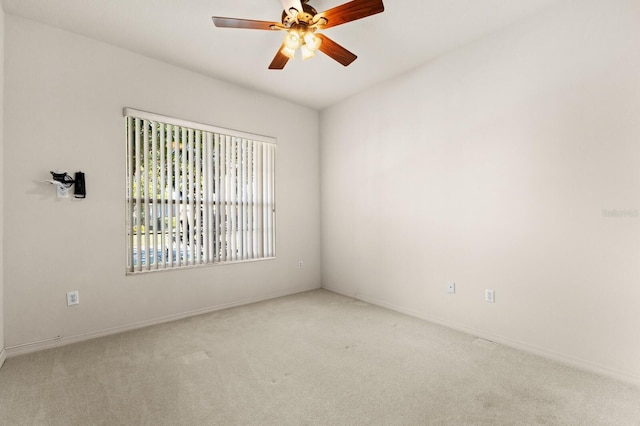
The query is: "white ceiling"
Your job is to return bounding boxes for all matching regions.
[2,0,561,110]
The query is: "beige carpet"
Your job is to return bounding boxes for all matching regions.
[0,289,639,425]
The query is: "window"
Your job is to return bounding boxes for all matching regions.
[124,108,276,273]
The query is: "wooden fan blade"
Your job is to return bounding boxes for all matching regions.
[269,44,290,69]
[212,16,279,30]
[280,0,304,15]
[316,0,384,29]
[316,34,357,66]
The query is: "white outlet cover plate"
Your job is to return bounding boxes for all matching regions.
[66,291,79,306]
[447,282,455,294]
[485,289,495,303]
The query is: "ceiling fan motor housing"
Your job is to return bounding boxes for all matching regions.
[282,2,318,27]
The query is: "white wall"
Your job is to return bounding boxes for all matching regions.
[3,16,320,353]
[321,0,640,384]
[0,4,5,367]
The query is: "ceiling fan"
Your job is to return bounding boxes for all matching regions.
[212,0,385,69]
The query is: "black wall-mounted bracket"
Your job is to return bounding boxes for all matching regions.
[47,170,86,199]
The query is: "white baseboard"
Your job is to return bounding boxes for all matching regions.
[324,286,640,388]
[5,285,320,358]
[0,348,6,369]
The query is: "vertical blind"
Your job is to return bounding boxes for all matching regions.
[124,108,276,273]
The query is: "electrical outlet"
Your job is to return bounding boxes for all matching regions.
[447,282,456,294]
[485,289,495,303]
[66,290,79,306]
[298,260,304,269]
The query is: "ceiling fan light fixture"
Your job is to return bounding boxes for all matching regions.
[300,44,316,60]
[304,32,321,51]
[281,45,297,59]
[284,31,302,49]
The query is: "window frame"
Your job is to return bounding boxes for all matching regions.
[124,108,276,274]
